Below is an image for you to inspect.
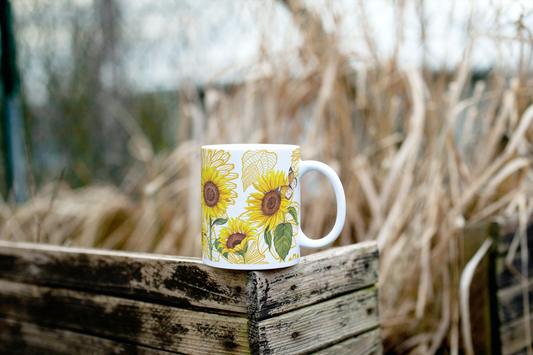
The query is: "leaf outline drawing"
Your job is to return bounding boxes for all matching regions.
[291,148,300,177]
[241,149,278,192]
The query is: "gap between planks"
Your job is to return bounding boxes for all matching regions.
[0,240,248,313]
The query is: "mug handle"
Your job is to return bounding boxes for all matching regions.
[298,160,346,248]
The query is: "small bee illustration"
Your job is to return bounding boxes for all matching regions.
[276,167,298,200]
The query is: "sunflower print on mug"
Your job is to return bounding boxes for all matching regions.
[244,168,299,262]
[201,149,238,221]
[201,149,238,261]
[226,240,267,265]
[202,219,220,262]
[215,218,257,264]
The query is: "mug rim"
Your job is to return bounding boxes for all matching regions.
[202,144,299,150]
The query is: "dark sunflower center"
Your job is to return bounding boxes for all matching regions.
[227,233,246,249]
[203,181,219,207]
[261,190,281,216]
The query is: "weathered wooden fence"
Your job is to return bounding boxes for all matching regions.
[0,240,381,354]
[464,215,533,355]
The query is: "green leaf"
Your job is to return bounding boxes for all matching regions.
[216,242,228,259]
[264,226,272,251]
[233,240,250,255]
[213,218,228,226]
[274,222,292,261]
[287,206,299,225]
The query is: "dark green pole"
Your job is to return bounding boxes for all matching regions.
[1,0,28,203]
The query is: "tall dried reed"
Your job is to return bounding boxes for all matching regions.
[2,0,533,352]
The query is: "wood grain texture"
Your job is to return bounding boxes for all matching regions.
[0,318,179,355]
[248,286,380,355]
[0,280,249,355]
[246,241,378,321]
[310,327,382,355]
[500,312,533,355]
[0,240,247,313]
[497,279,533,324]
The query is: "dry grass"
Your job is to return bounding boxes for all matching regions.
[2,0,533,353]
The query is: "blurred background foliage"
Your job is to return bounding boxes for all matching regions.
[6,1,190,190]
[2,0,533,353]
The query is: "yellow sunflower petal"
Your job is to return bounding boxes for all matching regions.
[244,169,295,234]
[217,218,257,256]
[201,149,239,221]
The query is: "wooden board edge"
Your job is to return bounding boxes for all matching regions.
[246,242,379,321]
[0,240,201,262]
[0,242,248,313]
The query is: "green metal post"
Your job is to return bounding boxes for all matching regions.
[1,0,28,202]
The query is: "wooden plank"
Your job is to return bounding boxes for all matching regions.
[246,241,378,321]
[0,317,179,355]
[497,279,533,324]
[0,240,247,313]
[248,286,380,355]
[310,327,382,355]
[0,280,249,355]
[500,312,533,355]
[462,222,500,355]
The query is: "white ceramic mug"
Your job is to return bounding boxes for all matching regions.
[201,144,346,270]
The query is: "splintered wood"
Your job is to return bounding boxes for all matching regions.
[0,240,381,354]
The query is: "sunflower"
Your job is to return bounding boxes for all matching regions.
[201,149,238,222]
[218,218,257,262]
[244,170,290,232]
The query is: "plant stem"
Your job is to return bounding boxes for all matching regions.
[208,216,213,261]
[243,253,247,264]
